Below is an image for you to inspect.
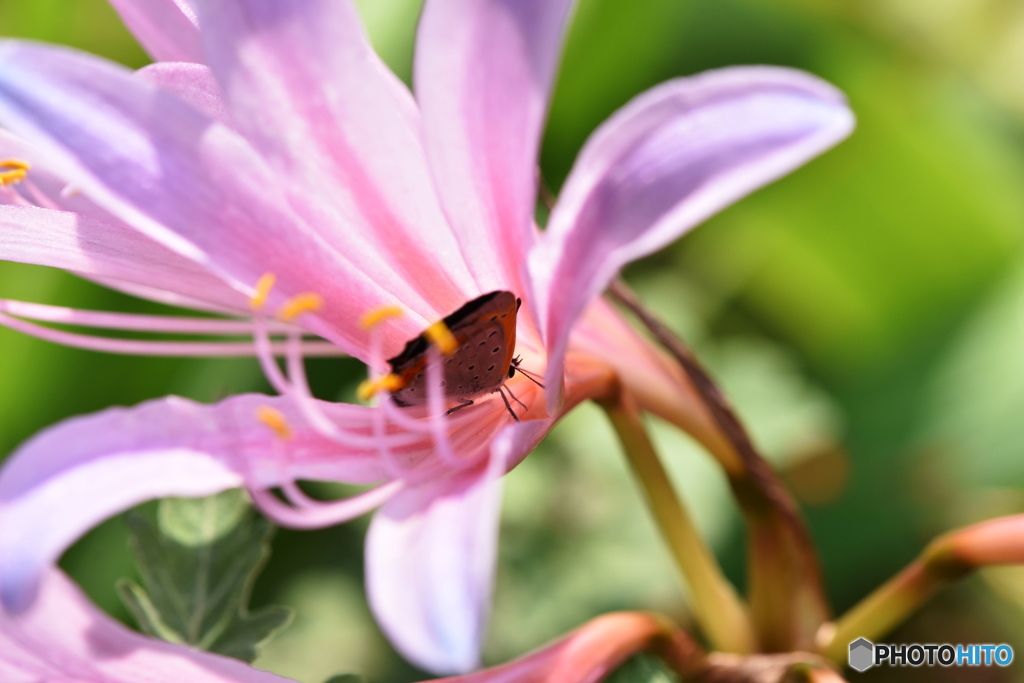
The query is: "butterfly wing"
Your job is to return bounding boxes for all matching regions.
[388,291,520,406]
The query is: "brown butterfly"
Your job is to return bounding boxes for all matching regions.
[386,291,541,420]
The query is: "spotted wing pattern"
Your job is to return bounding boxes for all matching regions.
[388,291,520,406]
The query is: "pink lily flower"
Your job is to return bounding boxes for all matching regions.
[0,0,853,674]
[1,566,295,683]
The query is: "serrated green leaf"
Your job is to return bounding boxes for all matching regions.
[207,604,294,663]
[605,653,680,683]
[120,492,293,662]
[116,577,185,643]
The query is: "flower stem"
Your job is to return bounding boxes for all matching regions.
[601,392,755,654]
[425,612,707,683]
[608,280,830,651]
[694,653,846,682]
[820,514,1024,662]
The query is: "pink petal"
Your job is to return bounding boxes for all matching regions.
[415,0,575,294]
[570,298,712,440]
[0,41,428,356]
[108,0,203,63]
[0,394,387,613]
[0,129,246,312]
[366,421,550,674]
[194,0,475,315]
[0,567,294,682]
[135,62,233,127]
[530,67,854,408]
[0,128,130,226]
[0,204,248,313]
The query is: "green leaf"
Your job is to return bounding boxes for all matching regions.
[208,605,293,663]
[158,488,251,546]
[119,490,293,662]
[322,675,365,683]
[605,653,680,683]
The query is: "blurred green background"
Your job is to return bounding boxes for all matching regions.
[4,0,1024,681]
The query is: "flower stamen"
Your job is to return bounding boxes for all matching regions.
[360,305,404,331]
[0,157,30,169]
[0,170,26,186]
[248,480,404,529]
[60,183,83,198]
[422,344,466,467]
[359,303,420,479]
[278,292,323,322]
[281,330,421,449]
[0,303,346,356]
[357,373,406,401]
[424,319,458,356]
[250,272,277,310]
[0,158,30,171]
[0,158,29,186]
[255,405,293,440]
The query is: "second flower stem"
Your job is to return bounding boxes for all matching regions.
[820,514,1024,662]
[602,392,755,654]
[608,280,830,651]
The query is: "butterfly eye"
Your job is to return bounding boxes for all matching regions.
[508,366,516,378]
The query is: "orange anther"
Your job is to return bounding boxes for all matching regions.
[255,405,293,440]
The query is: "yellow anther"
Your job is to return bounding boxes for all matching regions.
[357,373,406,401]
[0,169,26,186]
[359,305,404,331]
[250,273,277,310]
[0,159,30,171]
[425,320,458,356]
[278,292,323,322]
[0,159,30,186]
[255,405,293,440]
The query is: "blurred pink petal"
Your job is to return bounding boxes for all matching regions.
[108,0,202,63]
[367,421,551,674]
[196,0,474,313]
[0,205,246,312]
[529,67,854,407]
[0,132,244,312]
[0,394,390,612]
[135,62,233,126]
[416,0,574,295]
[0,567,295,682]
[0,42,425,353]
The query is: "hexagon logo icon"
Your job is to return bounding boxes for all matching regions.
[849,638,875,672]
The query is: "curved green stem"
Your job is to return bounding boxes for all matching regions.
[608,280,830,651]
[601,393,755,654]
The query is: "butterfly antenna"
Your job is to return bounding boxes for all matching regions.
[510,362,546,388]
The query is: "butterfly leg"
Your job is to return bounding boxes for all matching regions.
[446,399,474,416]
[497,387,521,422]
[504,383,528,410]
